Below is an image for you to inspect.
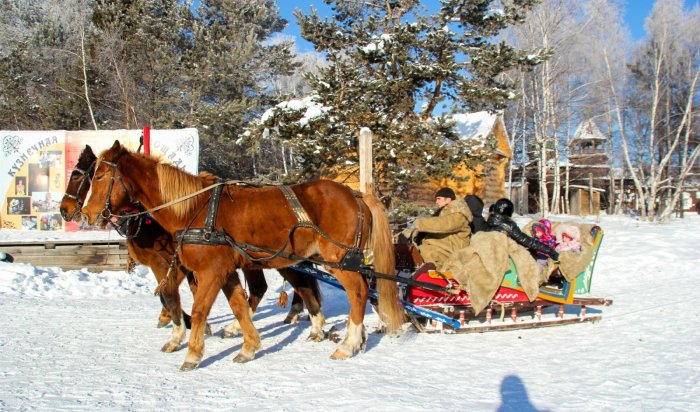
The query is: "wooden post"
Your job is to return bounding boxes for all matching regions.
[588,173,594,215]
[565,163,570,214]
[359,127,373,194]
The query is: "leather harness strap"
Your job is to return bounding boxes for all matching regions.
[175,182,364,260]
[279,185,312,223]
[176,179,229,246]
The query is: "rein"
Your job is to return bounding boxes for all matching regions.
[94,158,245,222]
[92,157,450,295]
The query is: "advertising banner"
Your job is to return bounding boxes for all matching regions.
[1,128,198,231]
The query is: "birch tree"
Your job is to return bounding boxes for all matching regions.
[635,0,699,220]
[605,0,699,221]
[504,0,591,215]
[577,0,631,215]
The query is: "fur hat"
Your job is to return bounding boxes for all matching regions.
[434,187,456,200]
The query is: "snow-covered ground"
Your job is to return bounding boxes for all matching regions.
[1,214,699,411]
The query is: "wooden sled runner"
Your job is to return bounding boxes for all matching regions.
[290,227,612,334]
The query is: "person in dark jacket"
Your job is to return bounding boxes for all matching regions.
[464,194,488,234]
[486,198,559,261]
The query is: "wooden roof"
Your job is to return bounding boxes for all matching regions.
[572,119,606,142]
[452,111,512,159]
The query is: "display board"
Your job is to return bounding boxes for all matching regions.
[1,128,198,231]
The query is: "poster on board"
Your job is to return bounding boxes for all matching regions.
[1,128,198,231]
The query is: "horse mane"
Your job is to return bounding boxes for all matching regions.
[156,161,217,220]
[97,142,217,220]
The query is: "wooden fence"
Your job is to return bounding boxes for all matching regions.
[0,239,129,272]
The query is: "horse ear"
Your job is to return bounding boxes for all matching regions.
[111,140,121,150]
[85,144,94,155]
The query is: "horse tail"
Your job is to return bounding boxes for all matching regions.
[363,193,405,334]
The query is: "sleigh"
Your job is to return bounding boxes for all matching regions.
[290,226,611,333]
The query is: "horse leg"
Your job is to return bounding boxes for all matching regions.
[182,267,211,335]
[128,247,174,329]
[281,267,303,324]
[142,254,187,352]
[327,268,369,360]
[244,269,268,312]
[180,269,226,371]
[223,269,267,338]
[281,267,325,341]
[283,292,305,325]
[220,272,261,363]
[157,299,172,328]
[159,276,187,353]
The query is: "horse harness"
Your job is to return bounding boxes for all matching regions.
[88,159,457,295]
[174,180,368,272]
[96,159,141,222]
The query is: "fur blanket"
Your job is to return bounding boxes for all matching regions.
[441,231,548,315]
[440,222,600,315]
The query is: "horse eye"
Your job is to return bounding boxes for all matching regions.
[95,174,104,181]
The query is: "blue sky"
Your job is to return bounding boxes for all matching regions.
[277,0,698,52]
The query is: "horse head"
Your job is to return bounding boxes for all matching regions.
[81,140,136,228]
[60,145,96,222]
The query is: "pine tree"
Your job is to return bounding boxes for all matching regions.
[91,0,193,128]
[247,0,543,196]
[0,0,98,130]
[178,0,297,178]
[89,0,296,178]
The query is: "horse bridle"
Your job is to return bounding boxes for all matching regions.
[63,161,96,221]
[94,158,139,223]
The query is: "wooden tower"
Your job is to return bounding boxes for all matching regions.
[568,119,610,215]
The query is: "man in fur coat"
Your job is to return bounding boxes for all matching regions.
[402,187,473,269]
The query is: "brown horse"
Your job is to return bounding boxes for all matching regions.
[81,141,404,370]
[61,145,323,353]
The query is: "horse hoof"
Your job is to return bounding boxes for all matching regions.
[222,329,238,339]
[330,348,350,360]
[283,314,299,324]
[161,342,180,353]
[306,332,324,342]
[233,353,254,364]
[180,361,199,371]
[222,321,241,338]
[204,323,212,336]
